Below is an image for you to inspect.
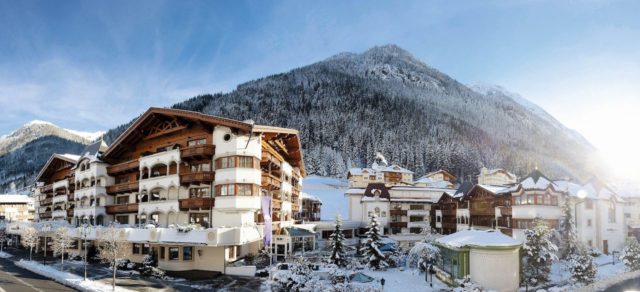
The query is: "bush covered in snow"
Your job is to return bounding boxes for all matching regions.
[567,245,597,285]
[620,237,640,271]
[521,219,558,287]
[407,242,440,271]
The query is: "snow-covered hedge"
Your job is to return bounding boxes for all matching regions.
[16,260,135,292]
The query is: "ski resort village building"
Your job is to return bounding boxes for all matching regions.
[20,107,311,276]
[0,194,34,222]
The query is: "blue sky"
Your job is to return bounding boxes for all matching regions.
[1,0,639,177]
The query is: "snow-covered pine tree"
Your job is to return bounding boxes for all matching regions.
[360,213,387,270]
[522,218,558,287]
[559,196,578,259]
[329,215,347,267]
[568,244,596,285]
[620,237,640,271]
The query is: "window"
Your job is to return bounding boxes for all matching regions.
[238,156,253,168]
[410,216,424,222]
[237,184,252,196]
[142,244,150,255]
[115,215,129,225]
[187,138,207,147]
[183,246,193,261]
[169,247,180,260]
[608,201,616,223]
[228,246,236,258]
[381,211,386,217]
[189,188,210,198]
[190,162,211,172]
[116,196,129,204]
[189,213,209,228]
[436,216,441,222]
[132,243,141,254]
[409,227,422,234]
[587,219,592,227]
[216,184,256,196]
[160,247,165,260]
[409,205,424,210]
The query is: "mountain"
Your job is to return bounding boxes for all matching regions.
[0,121,103,193]
[102,44,602,182]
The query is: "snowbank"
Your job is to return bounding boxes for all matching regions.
[302,176,349,220]
[16,260,134,292]
[0,251,13,258]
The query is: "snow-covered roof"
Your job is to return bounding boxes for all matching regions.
[390,186,454,193]
[519,169,557,190]
[435,229,522,249]
[423,169,455,179]
[348,168,377,176]
[389,198,435,203]
[35,153,80,181]
[378,164,413,174]
[476,184,512,195]
[345,188,366,195]
[0,194,33,204]
[300,192,321,203]
[481,168,516,178]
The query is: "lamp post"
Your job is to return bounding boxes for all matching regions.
[79,219,93,281]
[42,223,51,265]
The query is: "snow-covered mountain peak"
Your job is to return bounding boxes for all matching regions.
[0,120,104,156]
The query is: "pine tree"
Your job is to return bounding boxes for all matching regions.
[329,215,347,267]
[360,213,387,270]
[620,237,640,271]
[568,244,596,285]
[559,197,578,259]
[522,218,558,287]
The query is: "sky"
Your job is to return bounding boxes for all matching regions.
[0,0,639,180]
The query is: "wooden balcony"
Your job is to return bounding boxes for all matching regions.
[180,145,215,160]
[441,209,456,216]
[42,184,53,192]
[260,151,282,169]
[499,206,512,216]
[67,193,74,201]
[40,198,53,206]
[389,222,408,228]
[39,211,52,219]
[107,159,140,175]
[272,198,282,210]
[390,210,407,216]
[261,173,282,189]
[106,203,139,214]
[442,222,457,229]
[106,182,139,195]
[179,197,214,210]
[180,171,214,185]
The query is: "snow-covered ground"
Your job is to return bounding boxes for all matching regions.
[302,176,349,220]
[543,254,628,291]
[16,260,135,292]
[365,268,449,291]
[0,250,13,258]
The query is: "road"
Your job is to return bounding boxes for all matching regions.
[604,276,640,292]
[0,256,76,292]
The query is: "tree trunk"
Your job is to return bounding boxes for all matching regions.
[112,260,116,291]
[29,247,32,261]
[61,251,65,271]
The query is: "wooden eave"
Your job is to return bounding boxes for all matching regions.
[102,107,253,161]
[257,126,305,176]
[35,154,77,182]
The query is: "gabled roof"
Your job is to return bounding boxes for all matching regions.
[103,107,253,159]
[363,183,390,201]
[453,181,474,198]
[76,140,109,165]
[480,168,517,179]
[519,169,558,191]
[423,169,456,180]
[35,153,79,181]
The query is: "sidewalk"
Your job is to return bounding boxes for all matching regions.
[4,246,264,291]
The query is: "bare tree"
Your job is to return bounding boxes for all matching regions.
[96,225,131,291]
[52,226,74,271]
[21,227,39,261]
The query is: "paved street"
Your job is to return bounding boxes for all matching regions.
[0,256,75,292]
[604,276,640,292]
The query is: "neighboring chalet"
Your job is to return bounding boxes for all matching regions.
[0,194,34,222]
[34,153,80,222]
[430,167,628,254]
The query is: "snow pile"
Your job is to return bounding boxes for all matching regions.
[0,250,13,258]
[16,260,135,292]
[435,229,521,248]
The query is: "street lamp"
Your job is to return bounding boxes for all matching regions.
[79,219,93,281]
[42,223,51,265]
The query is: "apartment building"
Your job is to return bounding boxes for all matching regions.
[344,158,455,240]
[431,168,628,254]
[296,192,322,222]
[0,194,34,222]
[25,107,306,275]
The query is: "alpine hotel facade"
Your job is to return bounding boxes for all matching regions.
[27,107,305,275]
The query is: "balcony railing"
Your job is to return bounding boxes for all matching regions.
[106,182,139,195]
[261,150,282,168]
[261,173,282,189]
[40,198,53,206]
[107,159,140,175]
[179,197,214,210]
[180,171,214,185]
[499,206,512,216]
[441,209,456,216]
[389,222,408,228]
[390,210,407,216]
[105,203,139,214]
[180,145,215,160]
[42,184,53,192]
[39,211,52,219]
